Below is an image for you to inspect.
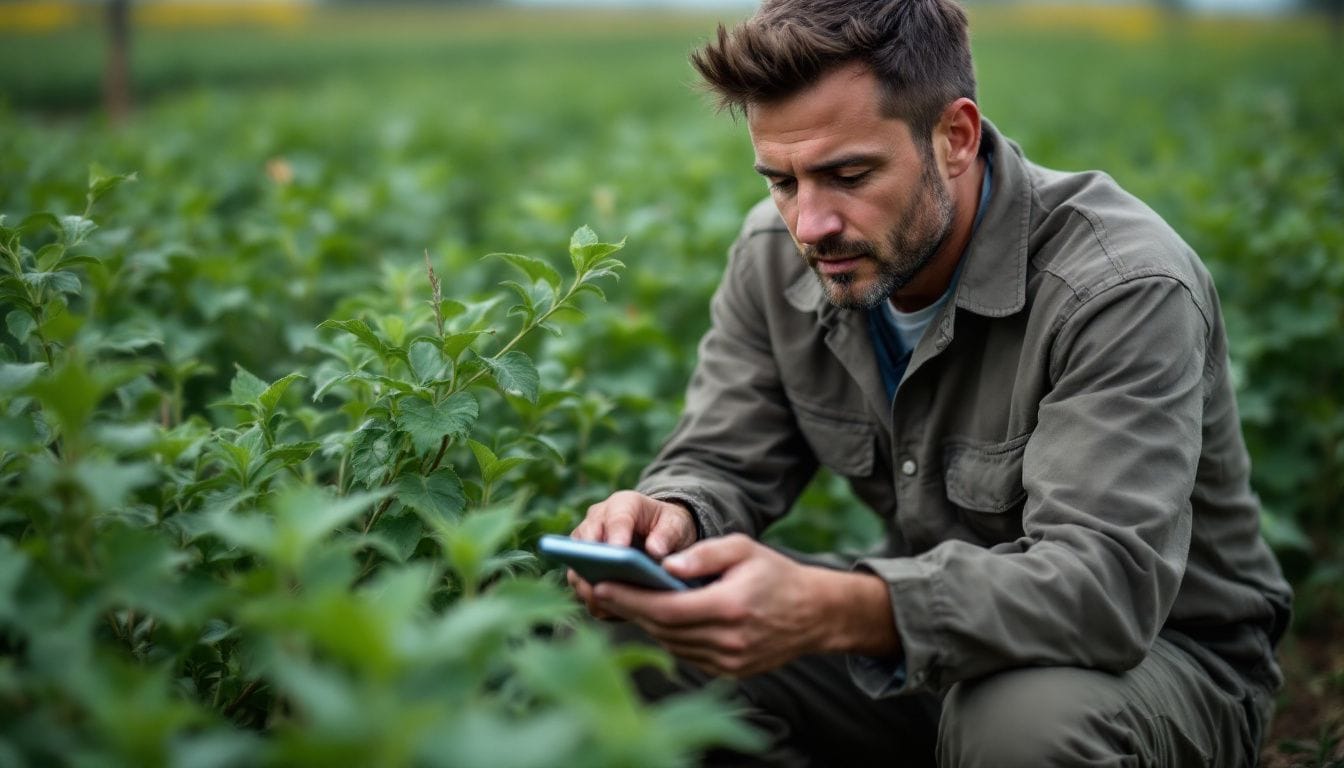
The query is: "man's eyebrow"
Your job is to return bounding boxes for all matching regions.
[753,153,884,178]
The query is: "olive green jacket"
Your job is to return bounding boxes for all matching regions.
[636,121,1292,698]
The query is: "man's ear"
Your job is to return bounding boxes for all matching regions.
[936,98,982,180]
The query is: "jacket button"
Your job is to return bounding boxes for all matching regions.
[901,459,917,476]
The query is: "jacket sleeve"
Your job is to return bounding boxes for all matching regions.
[852,274,1207,696]
[636,231,818,539]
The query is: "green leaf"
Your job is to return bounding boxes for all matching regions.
[21,270,82,297]
[443,504,519,588]
[488,252,562,290]
[467,439,498,476]
[368,511,425,563]
[273,485,392,557]
[484,455,531,486]
[442,330,489,360]
[396,391,478,456]
[35,243,65,272]
[319,318,389,359]
[259,372,305,414]
[568,226,625,272]
[350,421,396,487]
[88,166,137,207]
[0,537,30,622]
[60,215,97,248]
[18,211,61,236]
[229,364,268,405]
[481,350,539,403]
[397,467,466,522]
[263,441,320,467]
[0,361,45,393]
[408,340,445,384]
[422,709,584,768]
[6,310,35,343]
[27,354,110,435]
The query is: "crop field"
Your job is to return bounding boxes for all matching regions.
[1,4,1341,766]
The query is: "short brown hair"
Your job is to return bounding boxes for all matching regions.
[691,0,976,145]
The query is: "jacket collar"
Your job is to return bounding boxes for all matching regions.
[783,117,1031,322]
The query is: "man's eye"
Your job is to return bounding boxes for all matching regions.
[767,178,796,193]
[835,172,869,188]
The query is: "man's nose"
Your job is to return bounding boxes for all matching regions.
[793,188,843,245]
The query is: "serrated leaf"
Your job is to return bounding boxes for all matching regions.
[397,467,466,522]
[408,340,445,385]
[569,225,599,252]
[368,510,425,563]
[481,350,539,403]
[319,318,388,359]
[396,391,478,456]
[263,441,319,467]
[229,364,267,405]
[60,215,97,248]
[521,434,566,465]
[350,421,396,487]
[21,270,81,297]
[259,372,305,414]
[442,330,488,360]
[571,282,606,302]
[484,455,531,485]
[489,252,562,290]
[467,439,498,476]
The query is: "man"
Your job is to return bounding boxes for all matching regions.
[565,0,1292,765]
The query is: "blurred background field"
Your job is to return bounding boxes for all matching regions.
[1,1,1341,765]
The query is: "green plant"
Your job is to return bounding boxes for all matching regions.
[0,176,761,766]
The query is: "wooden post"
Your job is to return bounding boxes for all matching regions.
[103,0,132,123]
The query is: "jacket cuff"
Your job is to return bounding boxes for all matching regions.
[851,556,946,696]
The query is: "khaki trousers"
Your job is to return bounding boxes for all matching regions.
[616,624,1270,767]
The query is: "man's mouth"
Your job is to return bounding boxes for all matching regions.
[814,257,863,276]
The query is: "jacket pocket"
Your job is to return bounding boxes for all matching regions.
[942,433,1030,541]
[794,405,875,478]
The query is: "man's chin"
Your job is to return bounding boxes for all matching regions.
[818,273,885,310]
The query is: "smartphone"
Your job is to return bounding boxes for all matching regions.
[538,534,690,592]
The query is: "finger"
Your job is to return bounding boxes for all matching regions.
[569,571,617,620]
[662,533,756,580]
[594,580,728,628]
[644,504,695,559]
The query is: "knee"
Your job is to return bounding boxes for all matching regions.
[937,666,1135,768]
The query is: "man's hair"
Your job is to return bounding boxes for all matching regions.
[690,0,976,146]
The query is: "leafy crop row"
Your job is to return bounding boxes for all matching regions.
[0,174,759,766]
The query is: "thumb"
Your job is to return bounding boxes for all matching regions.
[662,533,754,580]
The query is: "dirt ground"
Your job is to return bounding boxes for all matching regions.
[1262,623,1344,768]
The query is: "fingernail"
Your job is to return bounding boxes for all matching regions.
[664,554,685,570]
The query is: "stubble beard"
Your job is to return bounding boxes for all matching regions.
[805,158,955,311]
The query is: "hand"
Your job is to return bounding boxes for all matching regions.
[567,490,697,619]
[591,534,896,677]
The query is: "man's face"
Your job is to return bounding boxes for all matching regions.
[748,63,955,310]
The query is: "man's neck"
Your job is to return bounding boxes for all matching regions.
[889,155,986,313]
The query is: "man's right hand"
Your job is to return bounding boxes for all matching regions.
[567,490,697,619]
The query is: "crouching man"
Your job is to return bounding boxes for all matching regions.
[565,1,1291,765]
